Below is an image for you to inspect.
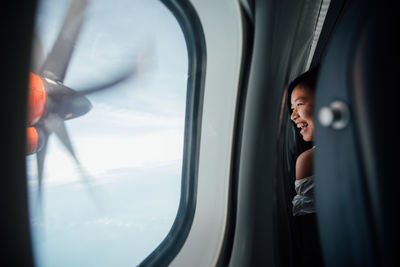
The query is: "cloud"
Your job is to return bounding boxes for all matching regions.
[84,217,135,228]
[26,106,184,188]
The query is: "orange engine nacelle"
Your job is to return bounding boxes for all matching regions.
[26,127,38,155]
[27,72,46,126]
[26,127,44,155]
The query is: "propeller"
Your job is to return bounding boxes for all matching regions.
[27,0,140,200]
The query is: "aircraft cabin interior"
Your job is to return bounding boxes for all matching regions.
[1,0,397,266]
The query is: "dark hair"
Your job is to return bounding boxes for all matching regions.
[286,65,320,115]
[286,65,320,155]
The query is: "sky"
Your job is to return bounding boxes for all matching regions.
[26,0,188,266]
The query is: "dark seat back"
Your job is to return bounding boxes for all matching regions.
[315,0,398,266]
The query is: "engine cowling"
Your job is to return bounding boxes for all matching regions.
[27,72,46,126]
[26,126,45,155]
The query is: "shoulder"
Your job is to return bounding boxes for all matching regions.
[295,148,314,180]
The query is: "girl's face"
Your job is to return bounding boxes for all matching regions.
[290,85,314,142]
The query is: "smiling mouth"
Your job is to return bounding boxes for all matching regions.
[297,122,308,134]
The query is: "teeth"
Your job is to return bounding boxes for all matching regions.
[297,122,308,128]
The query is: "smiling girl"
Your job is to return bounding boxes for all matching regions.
[288,66,318,216]
[287,66,323,267]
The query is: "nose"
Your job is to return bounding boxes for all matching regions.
[291,109,298,121]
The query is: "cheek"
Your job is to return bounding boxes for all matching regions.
[309,123,314,135]
[307,123,314,140]
[303,107,313,121]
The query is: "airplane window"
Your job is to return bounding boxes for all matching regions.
[26,0,188,266]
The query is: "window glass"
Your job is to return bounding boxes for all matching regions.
[26,0,188,266]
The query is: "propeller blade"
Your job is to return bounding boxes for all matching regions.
[44,114,78,162]
[36,131,49,198]
[74,162,104,212]
[77,69,137,96]
[43,114,103,211]
[76,44,153,95]
[40,0,89,82]
[31,28,46,74]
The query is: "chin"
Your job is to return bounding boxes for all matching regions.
[302,134,312,142]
